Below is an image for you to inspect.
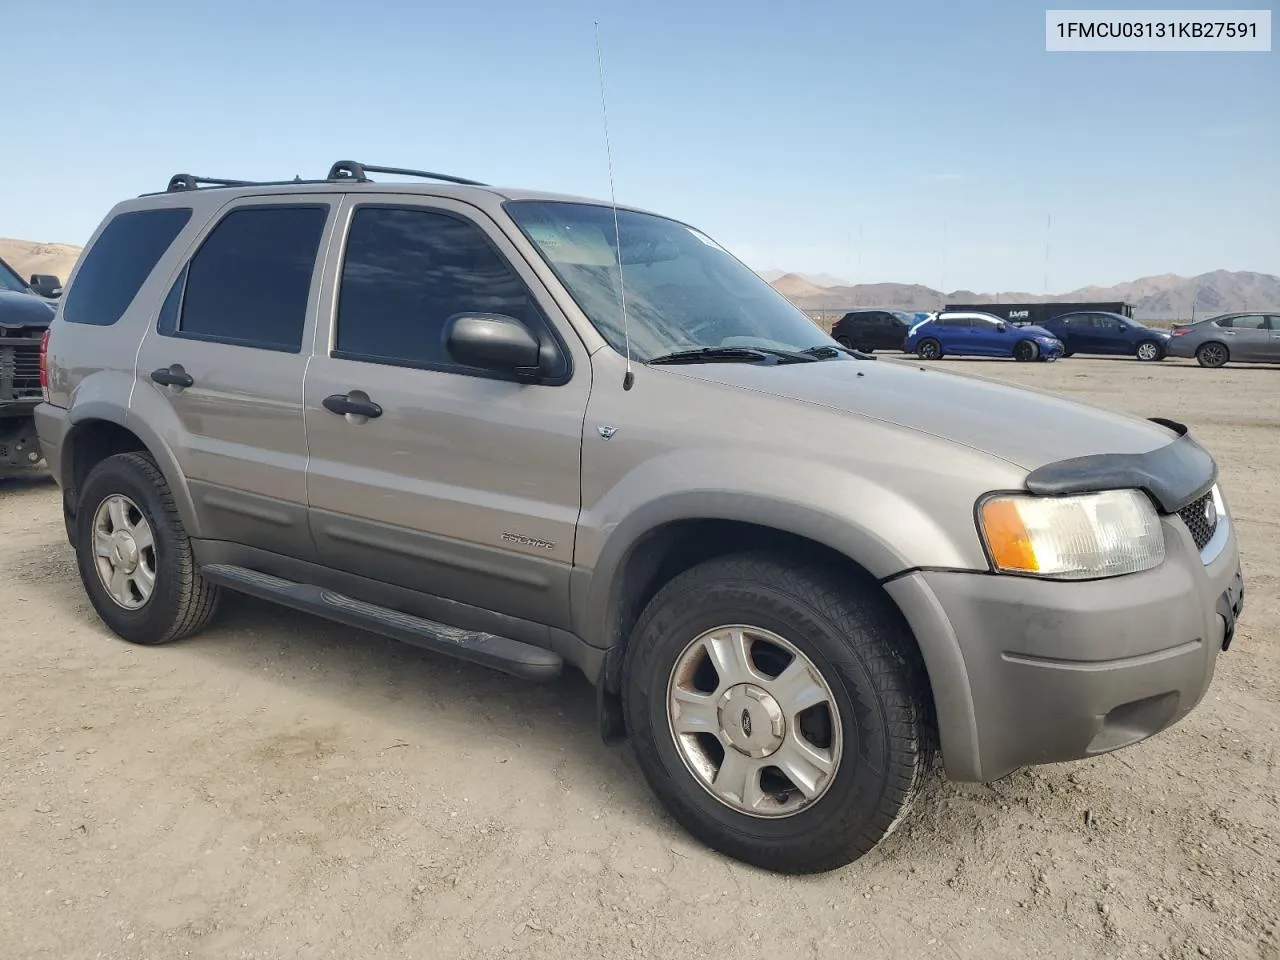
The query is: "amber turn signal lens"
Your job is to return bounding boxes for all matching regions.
[979,498,1040,573]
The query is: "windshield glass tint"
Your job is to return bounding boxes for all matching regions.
[505,200,837,361]
[0,259,27,293]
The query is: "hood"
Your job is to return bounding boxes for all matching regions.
[656,357,1176,471]
[1021,324,1059,339]
[0,289,56,328]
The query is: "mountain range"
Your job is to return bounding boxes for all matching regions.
[2,236,1274,323]
[763,269,1280,321]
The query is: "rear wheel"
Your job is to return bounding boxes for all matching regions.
[1013,339,1039,362]
[1135,340,1164,361]
[916,338,942,360]
[74,452,222,645]
[623,552,935,874]
[835,336,854,350]
[1196,342,1228,368]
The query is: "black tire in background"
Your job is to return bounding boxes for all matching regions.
[1135,339,1164,361]
[74,451,222,646]
[1013,339,1039,362]
[916,338,942,360]
[1196,342,1229,368]
[835,335,854,350]
[622,552,935,874]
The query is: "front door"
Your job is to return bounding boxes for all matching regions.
[1219,314,1272,361]
[302,196,591,630]
[133,195,339,559]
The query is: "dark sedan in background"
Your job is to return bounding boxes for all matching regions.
[1039,311,1171,361]
[829,309,913,353]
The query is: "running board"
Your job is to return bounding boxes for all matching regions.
[200,563,563,682]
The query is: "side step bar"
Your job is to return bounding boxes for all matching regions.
[200,564,563,682]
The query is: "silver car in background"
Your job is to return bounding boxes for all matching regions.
[1166,313,1280,368]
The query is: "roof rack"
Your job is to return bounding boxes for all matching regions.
[326,160,487,187]
[166,174,268,193]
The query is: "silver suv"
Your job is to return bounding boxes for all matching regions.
[36,162,1245,874]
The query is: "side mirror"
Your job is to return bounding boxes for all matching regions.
[30,274,63,298]
[997,323,1009,333]
[444,313,543,378]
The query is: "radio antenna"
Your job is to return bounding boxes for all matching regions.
[594,19,634,391]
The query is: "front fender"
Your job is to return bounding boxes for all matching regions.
[572,450,990,650]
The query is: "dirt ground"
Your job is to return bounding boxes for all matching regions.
[1,356,1276,960]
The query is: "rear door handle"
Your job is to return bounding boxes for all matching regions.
[323,393,383,419]
[150,367,194,388]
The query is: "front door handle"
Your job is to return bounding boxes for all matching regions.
[151,367,194,388]
[323,393,383,419]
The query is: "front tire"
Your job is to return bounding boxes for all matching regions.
[1196,342,1229,368]
[1135,340,1164,361]
[74,452,222,645]
[623,552,935,874]
[1013,339,1039,362]
[915,338,942,360]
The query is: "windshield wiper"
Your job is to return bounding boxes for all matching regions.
[647,347,776,366]
[799,344,874,360]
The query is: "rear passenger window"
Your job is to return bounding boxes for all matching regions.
[62,207,192,326]
[172,205,327,352]
[334,206,542,372]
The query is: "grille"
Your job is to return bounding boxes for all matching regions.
[0,343,43,402]
[1176,492,1218,551]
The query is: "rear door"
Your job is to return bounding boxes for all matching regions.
[133,195,338,559]
[1268,316,1280,360]
[301,195,590,629]
[1218,314,1272,361]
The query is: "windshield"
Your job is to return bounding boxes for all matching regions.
[0,258,28,293]
[505,200,841,362]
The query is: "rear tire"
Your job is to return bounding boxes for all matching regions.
[1196,342,1229,368]
[835,336,854,350]
[1013,339,1039,362]
[916,338,942,360]
[74,452,221,645]
[1135,340,1164,361]
[622,552,935,874]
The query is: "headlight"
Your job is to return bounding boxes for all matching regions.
[978,489,1164,579]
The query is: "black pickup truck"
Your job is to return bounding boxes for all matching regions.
[0,255,59,479]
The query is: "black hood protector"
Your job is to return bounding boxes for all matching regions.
[1024,422,1217,513]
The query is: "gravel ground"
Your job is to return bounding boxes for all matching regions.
[1,356,1276,960]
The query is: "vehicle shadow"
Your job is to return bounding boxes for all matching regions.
[172,592,660,809]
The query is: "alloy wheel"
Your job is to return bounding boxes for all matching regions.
[92,494,157,610]
[666,625,844,818]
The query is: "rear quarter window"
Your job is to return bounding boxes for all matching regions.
[62,207,193,327]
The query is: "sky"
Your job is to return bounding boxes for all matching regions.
[3,0,1276,293]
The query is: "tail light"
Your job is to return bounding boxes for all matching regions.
[1170,327,1189,337]
[39,328,51,397]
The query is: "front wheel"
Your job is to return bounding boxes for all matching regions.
[1135,340,1164,361]
[1013,339,1039,362]
[623,552,935,874]
[1196,342,1229,368]
[915,338,942,360]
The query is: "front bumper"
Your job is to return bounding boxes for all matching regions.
[887,513,1242,782]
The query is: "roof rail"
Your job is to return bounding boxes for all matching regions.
[326,160,487,187]
[166,174,263,193]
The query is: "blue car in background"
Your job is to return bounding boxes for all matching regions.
[1038,311,1171,361]
[904,311,1064,362]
